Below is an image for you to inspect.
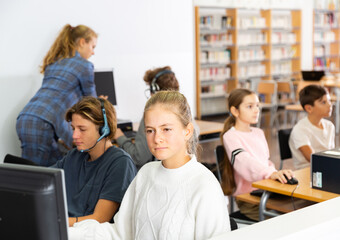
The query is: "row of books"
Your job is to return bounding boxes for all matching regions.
[271,14,292,29]
[272,61,292,75]
[200,50,231,64]
[314,45,330,57]
[237,16,266,29]
[238,32,267,46]
[271,46,296,60]
[200,67,231,81]
[201,84,226,98]
[200,15,232,30]
[200,33,233,47]
[272,32,296,44]
[314,31,336,42]
[238,48,265,62]
[314,0,339,10]
[314,56,337,71]
[314,12,339,28]
[238,64,266,78]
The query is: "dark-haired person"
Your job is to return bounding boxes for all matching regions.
[114,66,179,169]
[52,97,136,227]
[289,85,335,169]
[16,24,98,166]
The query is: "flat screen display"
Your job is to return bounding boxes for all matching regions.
[94,69,117,105]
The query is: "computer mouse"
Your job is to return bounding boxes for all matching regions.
[284,174,298,185]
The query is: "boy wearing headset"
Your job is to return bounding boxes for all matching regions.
[52,97,136,226]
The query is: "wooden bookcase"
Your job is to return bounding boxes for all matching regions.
[313,2,340,72]
[195,7,302,119]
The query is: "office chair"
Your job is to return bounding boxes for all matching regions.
[278,128,293,170]
[4,154,38,166]
[214,145,257,225]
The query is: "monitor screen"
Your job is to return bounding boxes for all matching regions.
[0,163,68,240]
[94,69,117,105]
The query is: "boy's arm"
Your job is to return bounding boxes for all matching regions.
[298,145,313,162]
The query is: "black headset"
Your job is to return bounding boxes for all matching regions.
[80,98,110,152]
[150,70,174,94]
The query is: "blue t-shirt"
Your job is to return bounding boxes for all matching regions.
[53,146,136,217]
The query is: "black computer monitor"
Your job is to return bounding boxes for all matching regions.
[301,70,325,81]
[94,68,117,106]
[0,163,68,240]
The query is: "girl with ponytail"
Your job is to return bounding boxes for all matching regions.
[16,24,98,166]
[221,88,294,221]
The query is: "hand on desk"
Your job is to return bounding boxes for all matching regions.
[270,169,295,184]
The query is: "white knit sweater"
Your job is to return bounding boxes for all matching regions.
[70,156,230,240]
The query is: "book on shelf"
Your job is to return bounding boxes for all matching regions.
[200,67,231,82]
[238,32,267,46]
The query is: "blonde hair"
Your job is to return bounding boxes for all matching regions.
[65,96,117,140]
[40,24,97,73]
[144,91,197,155]
[220,88,255,195]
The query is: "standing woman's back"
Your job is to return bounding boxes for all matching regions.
[16,24,98,166]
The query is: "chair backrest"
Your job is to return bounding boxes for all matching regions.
[256,80,277,104]
[214,145,225,183]
[295,80,322,101]
[277,80,295,105]
[278,128,292,169]
[4,154,37,166]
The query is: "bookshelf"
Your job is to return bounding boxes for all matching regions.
[195,7,301,119]
[313,0,340,72]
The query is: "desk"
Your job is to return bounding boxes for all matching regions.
[252,167,340,221]
[134,119,224,142]
[209,196,340,240]
[195,120,224,142]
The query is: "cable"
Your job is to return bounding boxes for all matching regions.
[290,184,299,210]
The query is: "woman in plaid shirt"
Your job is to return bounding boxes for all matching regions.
[16,24,98,166]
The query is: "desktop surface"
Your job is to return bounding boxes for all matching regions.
[252,167,339,202]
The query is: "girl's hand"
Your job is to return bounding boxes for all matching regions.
[270,169,294,184]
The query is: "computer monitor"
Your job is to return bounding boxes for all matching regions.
[94,68,117,106]
[301,70,325,81]
[0,163,68,240]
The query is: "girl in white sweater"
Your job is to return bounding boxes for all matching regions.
[69,91,230,240]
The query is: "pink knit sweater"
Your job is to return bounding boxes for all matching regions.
[222,127,276,196]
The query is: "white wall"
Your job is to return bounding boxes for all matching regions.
[0,0,317,161]
[0,0,195,161]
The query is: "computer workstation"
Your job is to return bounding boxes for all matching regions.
[248,149,340,221]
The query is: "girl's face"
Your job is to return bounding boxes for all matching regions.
[144,104,192,168]
[71,113,100,151]
[233,94,260,125]
[77,37,97,60]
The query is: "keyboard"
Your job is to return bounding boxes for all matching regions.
[124,131,137,139]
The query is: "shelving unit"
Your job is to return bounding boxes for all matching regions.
[195,7,301,119]
[313,0,340,72]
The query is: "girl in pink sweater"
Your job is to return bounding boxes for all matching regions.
[221,88,294,221]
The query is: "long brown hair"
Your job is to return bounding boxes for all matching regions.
[220,88,254,195]
[40,24,97,73]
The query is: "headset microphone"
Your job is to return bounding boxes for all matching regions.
[80,98,111,153]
